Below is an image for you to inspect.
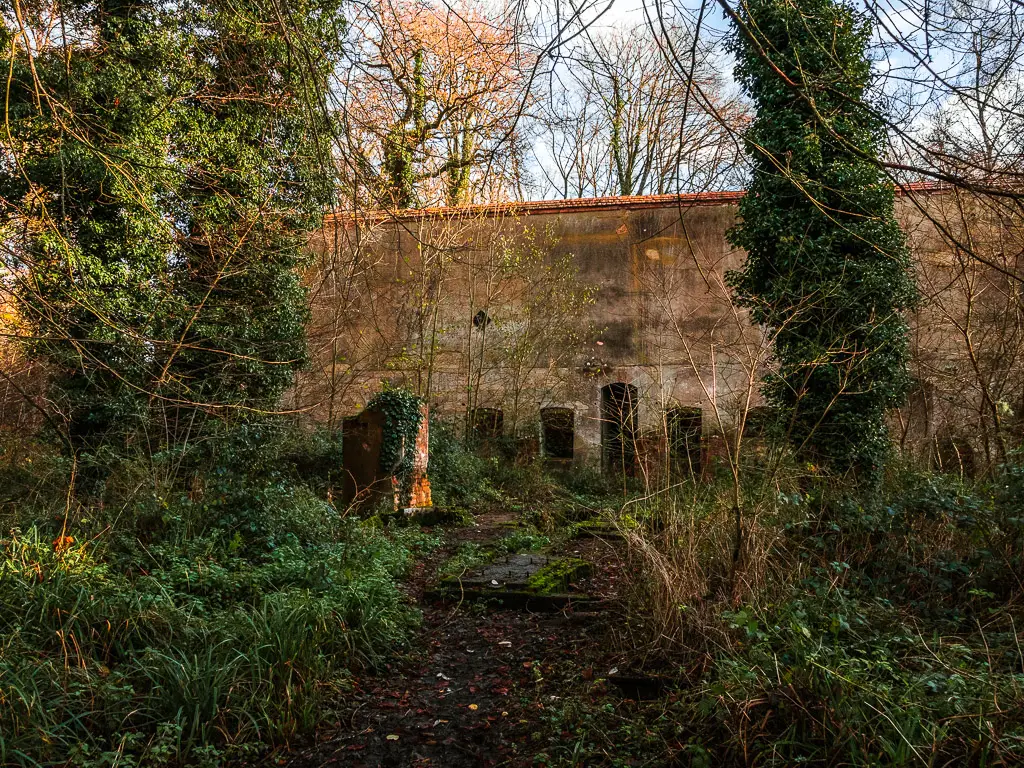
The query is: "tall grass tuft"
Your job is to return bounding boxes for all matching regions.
[0,427,429,766]
[614,461,1024,764]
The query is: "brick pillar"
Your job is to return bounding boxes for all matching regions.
[398,404,432,510]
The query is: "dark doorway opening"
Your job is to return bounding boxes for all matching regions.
[602,383,639,474]
[743,405,772,440]
[935,432,976,478]
[667,406,702,478]
[541,407,574,460]
[471,408,504,441]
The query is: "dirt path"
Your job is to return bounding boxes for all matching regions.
[286,511,629,767]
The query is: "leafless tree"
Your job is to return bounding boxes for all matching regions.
[335,0,537,209]
[536,20,747,198]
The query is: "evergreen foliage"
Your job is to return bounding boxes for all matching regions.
[367,386,424,504]
[1,0,342,483]
[163,0,342,437]
[1,0,182,489]
[726,0,919,477]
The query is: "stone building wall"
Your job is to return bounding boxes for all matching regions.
[297,187,1017,474]
[899,191,1024,472]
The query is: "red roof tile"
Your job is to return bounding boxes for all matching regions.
[324,182,945,226]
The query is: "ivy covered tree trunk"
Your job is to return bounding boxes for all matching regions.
[726,0,918,478]
[157,0,341,443]
[381,47,425,208]
[3,0,343,481]
[1,0,180,491]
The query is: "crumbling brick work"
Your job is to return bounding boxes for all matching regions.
[341,403,432,508]
[406,408,432,508]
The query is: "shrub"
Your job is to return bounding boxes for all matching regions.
[427,417,498,508]
[428,416,557,509]
[611,460,1024,765]
[0,419,428,766]
[706,586,1024,765]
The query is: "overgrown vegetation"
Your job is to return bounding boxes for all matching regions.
[0,424,437,765]
[726,0,918,478]
[0,4,389,762]
[523,459,1024,766]
[2,0,1023,764]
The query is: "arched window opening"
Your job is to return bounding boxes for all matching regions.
[667,406,702,479]
[541,407,574,460]
[602,383,639,474]
[472,407,503,440]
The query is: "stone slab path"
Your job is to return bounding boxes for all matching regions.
[458,552,556,588]
[282,509,629,768]
[428,552,597,611]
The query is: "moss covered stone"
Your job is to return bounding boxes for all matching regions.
[571,519,623,540]
[525,557,592,594]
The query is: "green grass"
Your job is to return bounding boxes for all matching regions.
[0,519,427,766]
[0,425,439,767]
[528,461,1024,766]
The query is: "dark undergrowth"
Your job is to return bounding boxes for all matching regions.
[428,417,621,530]
[535,458,1024,766]
[0,422,438,767]
[0,415,618,768]
[8,413,1021,767]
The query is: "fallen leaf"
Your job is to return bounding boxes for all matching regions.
[468,703,479,711]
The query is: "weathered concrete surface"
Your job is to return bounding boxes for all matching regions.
[430,554,595,611]
[452,553,554,590]
[296,187,1017,475]
[340,408,387,506]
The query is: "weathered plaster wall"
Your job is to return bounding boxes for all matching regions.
[296,189,1016,473]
